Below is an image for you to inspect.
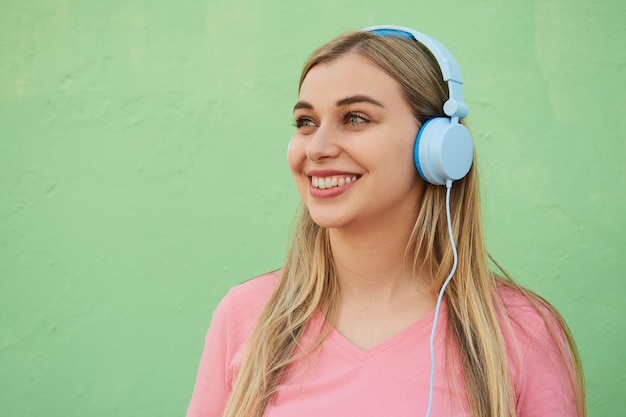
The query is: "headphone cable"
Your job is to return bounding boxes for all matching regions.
[425,179,458,417]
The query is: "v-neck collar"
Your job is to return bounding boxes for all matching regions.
[311,303,444,361]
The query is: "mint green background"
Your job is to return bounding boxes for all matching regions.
[1,1,624,416]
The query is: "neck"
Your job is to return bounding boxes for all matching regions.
[328,211,429,302]
[327,214,437,349]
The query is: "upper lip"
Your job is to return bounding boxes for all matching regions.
[306,169,362,177]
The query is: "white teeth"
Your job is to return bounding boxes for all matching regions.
[311,175,359,189]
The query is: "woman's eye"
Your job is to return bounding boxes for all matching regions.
[343,112,369,125]
[294,117,316,128]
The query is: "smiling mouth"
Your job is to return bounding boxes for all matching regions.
[311,175,360,189]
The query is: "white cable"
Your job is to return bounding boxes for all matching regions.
[425,179,458,417]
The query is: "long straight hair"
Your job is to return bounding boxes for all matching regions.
[222,31,585,417]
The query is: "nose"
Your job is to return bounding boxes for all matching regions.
[304,125,341,161]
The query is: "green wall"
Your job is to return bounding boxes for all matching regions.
[1,1,624,415]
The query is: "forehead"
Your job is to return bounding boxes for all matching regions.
[298,53,404,105]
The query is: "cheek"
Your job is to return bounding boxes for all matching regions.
[379,134,418,173]
[287,141,307,186]
[398,130,419,177]
[287,146,310,201]
[287,143,301,174]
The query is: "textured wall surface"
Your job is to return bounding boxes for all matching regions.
[1,1,624,416]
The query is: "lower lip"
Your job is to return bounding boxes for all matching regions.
[308,179,358,198]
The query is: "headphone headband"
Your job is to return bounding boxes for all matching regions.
[362,25,469,120]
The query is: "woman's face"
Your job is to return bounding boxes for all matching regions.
[288,53,425,232]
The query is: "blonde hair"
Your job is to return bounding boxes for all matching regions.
[222,31,585,417]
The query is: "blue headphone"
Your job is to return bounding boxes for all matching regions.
[364,25,474,186]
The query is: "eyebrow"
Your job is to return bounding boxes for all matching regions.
[336,95,384,108]
[293,95,385,113]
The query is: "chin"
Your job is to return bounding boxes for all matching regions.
[307,211,350,230]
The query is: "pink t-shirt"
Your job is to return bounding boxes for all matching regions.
[186,271,577,417]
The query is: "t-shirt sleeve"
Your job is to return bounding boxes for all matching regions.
[514,309,578,417]
[185,272,279,417]
[186,294,234,417]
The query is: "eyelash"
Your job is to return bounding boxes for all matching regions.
[342,111,369,125]
[292,111,370,128]
[293,116,315,128]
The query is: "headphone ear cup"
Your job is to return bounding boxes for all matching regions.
[414,118,474,185]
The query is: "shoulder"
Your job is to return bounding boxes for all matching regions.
[495,281,561,340]
[497,282,543,318]
[205,271,281,375]
[495,281,563,355]
[216,270,281,325]
[186,271,281,416]
[494,281,572,376]
[495,281,577,415]
[211,271,281,340]
[225,270,280,304]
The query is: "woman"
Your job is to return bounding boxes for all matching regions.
[187,25,585,417]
